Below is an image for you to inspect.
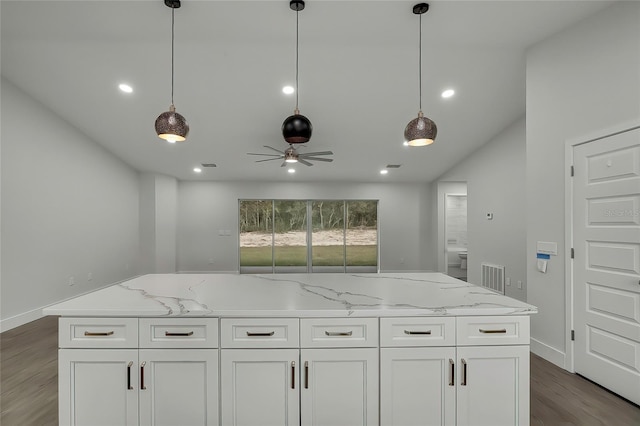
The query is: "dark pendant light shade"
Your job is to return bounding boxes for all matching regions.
[405,3,437,147]
[404,111,437,146]
[282,109,313,144]
[156,104,189,143]
[282,0,313,144]
[155,0,189,143]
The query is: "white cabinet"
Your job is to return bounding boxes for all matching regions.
[59,349,139,426]
[58,317,219,426]
[221,349,299,426]
[456,345,529,426]
[139,349,218,426]
[300,348,379,426]
[380,347,456,426]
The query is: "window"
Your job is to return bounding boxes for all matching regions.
[239,200,378,273]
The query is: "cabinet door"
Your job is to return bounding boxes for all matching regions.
[221,349,299,426]
[456,345,530,426]
[380,347,456,426]
[59,349,139,426]
[138,349,219,426]
[300,348,378,426]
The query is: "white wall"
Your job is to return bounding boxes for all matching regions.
[526,2,640,366]
[177,181,434,273]
[139,173,178,274]
[436,118,527,301]
[0,78,140,331]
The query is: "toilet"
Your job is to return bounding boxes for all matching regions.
[458,252,467,270]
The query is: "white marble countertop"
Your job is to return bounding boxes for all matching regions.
[43,273,537,318]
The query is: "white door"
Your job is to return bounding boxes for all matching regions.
[456,345,529,426]
[139,349,219,426]
[300,348,378,426]
[59,349,139,426]
[573,128,640,405]
[380,347,456,426]
[220,349,299,426]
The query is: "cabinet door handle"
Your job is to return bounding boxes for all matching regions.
[246,331,275,337]
[140,361,146,390]
[84,331,114,336]
[165,331,194,337]
[461,359,467,386]
[304,361,309,389]
[478,328,507,334]
[404,330,432,335]
[324,330,353,336]
[448,359,455,386]
[291,361,296,389]
[127,361,133,390]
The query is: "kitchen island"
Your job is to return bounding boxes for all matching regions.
[45,272,537,426]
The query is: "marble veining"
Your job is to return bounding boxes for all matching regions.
[43,272,537,317]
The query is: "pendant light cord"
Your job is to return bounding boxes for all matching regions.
[419,11,422,112]
[171,6,175,106]
[295,8,300,112]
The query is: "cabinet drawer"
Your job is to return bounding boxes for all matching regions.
[300,318,378,348]
[221,318,299,348]
[380,317,455,347]
[59,317,138,348]
[456,316,529,346]
[139,318,218,348]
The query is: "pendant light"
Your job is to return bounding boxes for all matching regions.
[404,3,437,147]
[155,0,189,143]
[282,0,313,144]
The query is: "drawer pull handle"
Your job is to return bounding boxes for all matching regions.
[324,331,353,337]
[304,361,309,389]
[461,359,467,386]
[84,331,114,336]
[404,330,432,335]
[127,361,133,390]
[291,361,296,389]
[140,361,146,390]
[479,328,507,334]
[246,331,275,337]
[165,331,194,337]
[449,359,455,386]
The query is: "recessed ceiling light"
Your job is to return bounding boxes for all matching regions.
[288,168,296,174]
[118,83,133,93]
[282,86,295,95]
[441,89,455,98]
[193,167,202,173]
[380,169,389,175]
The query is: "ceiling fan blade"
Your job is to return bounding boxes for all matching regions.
[302,156,333,162]
[264,145,285,154]
[281,161,288,167]
[298,158,314,166]
[247,152,282,157]
[255,157,282,163]
[300,151,333,156]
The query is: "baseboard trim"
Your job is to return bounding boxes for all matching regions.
[531,337,566,369]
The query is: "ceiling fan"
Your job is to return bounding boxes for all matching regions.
[248,145,334,167]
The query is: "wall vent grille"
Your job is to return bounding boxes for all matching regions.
[481,263,505,294]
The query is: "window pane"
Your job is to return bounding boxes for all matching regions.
[311,201,345,271]
[346,201,378,270]
[274,200,307,271]
[239,200,273,269]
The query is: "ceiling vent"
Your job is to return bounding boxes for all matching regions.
[386,164,402,169]
[201,163,217,168]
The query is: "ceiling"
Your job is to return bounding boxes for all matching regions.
[1,0,614,183]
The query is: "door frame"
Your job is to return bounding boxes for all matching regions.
[564,118,640,373]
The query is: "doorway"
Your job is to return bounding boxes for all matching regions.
[437,182,468,279]
[569,125,640,405]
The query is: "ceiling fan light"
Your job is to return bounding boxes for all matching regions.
[404,111,437,146]
[155,105,189,142]
[282,113,313,144]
